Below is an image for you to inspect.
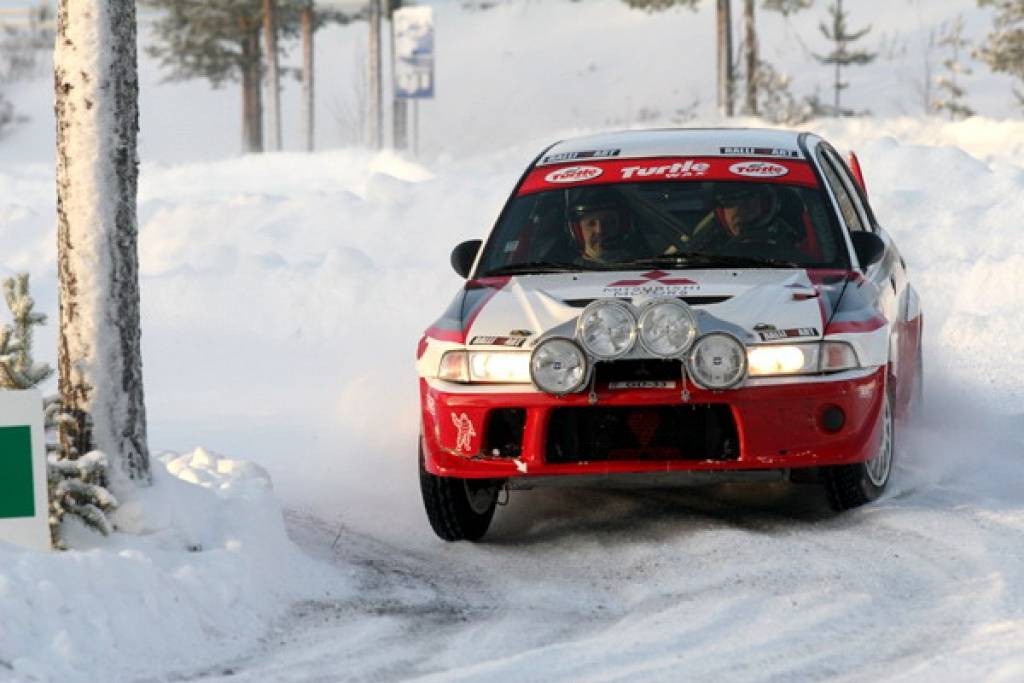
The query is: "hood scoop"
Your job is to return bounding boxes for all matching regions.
[563,295,733,308]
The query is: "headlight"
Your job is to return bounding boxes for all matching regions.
[638,299,698,358]
[747,342,859,377]
[530,338,588,394]
[438,351,531,383]
[748,345,813,376]
[577,300,637,360]
[687,333,747,389]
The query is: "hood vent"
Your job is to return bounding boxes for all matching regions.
[563,295,732,308]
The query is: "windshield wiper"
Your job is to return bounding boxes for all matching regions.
[611,253,802,270]
[484,261,612,276]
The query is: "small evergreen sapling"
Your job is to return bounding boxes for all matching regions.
[0,273,118,546]
[934,16,975,120]
[48,452,119,545]
[0,274,53,389]
[813,0,877,115]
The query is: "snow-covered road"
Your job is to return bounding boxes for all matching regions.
[185,419,1024,682]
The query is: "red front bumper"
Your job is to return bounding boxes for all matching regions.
[420,368,886,480]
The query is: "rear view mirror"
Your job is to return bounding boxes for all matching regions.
[451,239,482,279]
[850,232,885,269]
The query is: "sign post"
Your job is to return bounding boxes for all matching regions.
[393,6,434,155]
[0,390,49,551]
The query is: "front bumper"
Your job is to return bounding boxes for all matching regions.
[420,367,886,480]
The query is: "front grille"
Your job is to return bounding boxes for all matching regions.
[546,405,738,463]
[484,408,526,458]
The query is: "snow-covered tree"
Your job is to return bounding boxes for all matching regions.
[620,0,699,10]
[0,274,53,390]
[976,0,1024,111]
[813,0,877,115]
[54,0,150,483]
[0,9,54,139]
[753,61,825,124]
[762,0,812,16]
[934,16,975,120]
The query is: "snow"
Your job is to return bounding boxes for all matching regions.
[1,0,1024,680]
[0,448,347,682]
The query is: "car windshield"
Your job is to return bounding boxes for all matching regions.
[476,181,849,276]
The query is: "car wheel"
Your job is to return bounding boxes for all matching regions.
[419,442,501,542]
[823,388,894,511]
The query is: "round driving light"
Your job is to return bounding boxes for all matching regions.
[530,338,588,394]
[687,333,747,390]
[577,300,637,360]
[638,299,698,358]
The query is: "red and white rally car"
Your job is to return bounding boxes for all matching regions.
[416,129,923,541]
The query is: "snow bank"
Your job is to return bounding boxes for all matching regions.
[0,449,346,683]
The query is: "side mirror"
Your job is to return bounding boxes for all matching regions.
[450,239,482,279]
[850,232,885,269]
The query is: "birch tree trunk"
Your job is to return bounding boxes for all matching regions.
[54,0,150,482]
[388,2,407,150]
[301,2,314,153]
[368,0,383,149]
[241,16,264,154]
[716,0,734,117]
[742,0,758,116]
[263,0,282,151]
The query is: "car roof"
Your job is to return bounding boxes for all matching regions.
[536,128,815,167]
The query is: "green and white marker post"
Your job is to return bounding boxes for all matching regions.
[0,389,49,551]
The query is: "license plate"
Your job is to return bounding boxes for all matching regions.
[608,381,676,390]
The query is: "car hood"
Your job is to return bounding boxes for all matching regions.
[465,269,846,345]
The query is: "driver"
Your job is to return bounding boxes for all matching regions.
[689,183,800,253]
[568,189,637,264]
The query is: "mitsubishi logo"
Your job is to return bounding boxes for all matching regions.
[607,270,697,288]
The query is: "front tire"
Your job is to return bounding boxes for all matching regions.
[823,388,895,511]
[419,442,501,542]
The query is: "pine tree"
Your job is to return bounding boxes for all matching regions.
[934,16,975,120]
[620,0,699,10]
[55,0,150,482]
[761,0,812,16]
[0,274,52,390]
[813,0,876,115]
[976,0,1024,111]
[141,0,356,154]
[0,7,53,138]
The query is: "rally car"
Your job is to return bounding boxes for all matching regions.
[416,129,923,541]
